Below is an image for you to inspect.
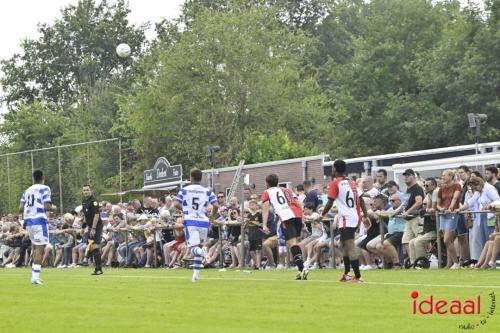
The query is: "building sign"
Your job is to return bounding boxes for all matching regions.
[143,157,183,186]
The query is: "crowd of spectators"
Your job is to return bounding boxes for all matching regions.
[1,166,500,271]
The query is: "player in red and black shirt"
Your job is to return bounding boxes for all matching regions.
[321,160,370,283]
[262,174,308,280]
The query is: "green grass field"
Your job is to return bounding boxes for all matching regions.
[0,268,498,333]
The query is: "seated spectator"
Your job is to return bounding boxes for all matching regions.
[375,194,406,268]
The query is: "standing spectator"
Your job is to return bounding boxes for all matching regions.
[303,181,322,211]
[437,169,462,268]
[408,178,438,266]
[296,184,306,205]
[361,177,379,199]
[375,169,388,192]
[132,199,144,214]
[245,200,263,269]
[458,176,500,265]
[457,165,472,266]
[401,169,425,257]
[243,187,253,212]
[485,166,500,195]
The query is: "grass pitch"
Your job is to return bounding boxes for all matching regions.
[0,268,498,333]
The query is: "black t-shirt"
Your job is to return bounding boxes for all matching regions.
[494,182,500,196]
[246,211,263,240]
[82,195,101,228]
[460,179,470,204]
[367,216,387,238]
[422,215,436,234]
[405,184,425,211]
[304,189,321,210]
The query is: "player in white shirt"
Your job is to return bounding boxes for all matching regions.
[175,168,218,282]
[321,160,370,283]
[18,170,55,285]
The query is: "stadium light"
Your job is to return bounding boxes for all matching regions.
[467,113,488,155]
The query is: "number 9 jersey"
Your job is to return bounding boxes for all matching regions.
[327,177,361,228]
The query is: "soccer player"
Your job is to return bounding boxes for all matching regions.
[82,184,104,275]
[19,170,54,285]
[261,174,308,280]
[175,168,218,282]
[321,160,370,283]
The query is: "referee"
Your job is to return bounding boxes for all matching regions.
[82,184,103,275]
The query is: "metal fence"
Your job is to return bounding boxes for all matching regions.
[0,138,122,214]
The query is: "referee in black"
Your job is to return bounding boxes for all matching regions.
[82,184,103,275]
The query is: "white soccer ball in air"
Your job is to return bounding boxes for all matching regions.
[116,43,131,58]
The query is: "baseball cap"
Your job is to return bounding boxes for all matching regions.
[386,180,398,187]
[403,169,416,176]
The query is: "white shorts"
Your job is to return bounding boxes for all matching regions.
[27,224,49,245]
[185,226,208,247]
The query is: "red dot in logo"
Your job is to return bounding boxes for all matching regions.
[410,291,419,299]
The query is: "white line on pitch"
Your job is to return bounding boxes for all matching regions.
[2,272,499,289]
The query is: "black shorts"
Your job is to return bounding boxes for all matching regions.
[281,218,303,241]
[339,227,357,241]
[88,223,103,245]
[358,234,378,251]
[384,232,403,248]
[249,239,262,251]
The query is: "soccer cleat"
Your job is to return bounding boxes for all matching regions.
[31,279,44,285]
[192,275,199,283]
[91,270,103,276]
[295,272,302,280]
[301,269,309,280]
[450,263,461,269]
[339,273,353,282]
[350,277,364,283]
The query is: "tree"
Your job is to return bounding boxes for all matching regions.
[0,0,146,110]
[117,6,330,174]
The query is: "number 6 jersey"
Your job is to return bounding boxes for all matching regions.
[327,177,361,228]
[20,184,52,226]
[261,187,302,221]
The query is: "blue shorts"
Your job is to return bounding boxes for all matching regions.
[439,214,458,231]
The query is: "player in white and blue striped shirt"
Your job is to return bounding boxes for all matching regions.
[175,168,218,282]
[19,170,55,285]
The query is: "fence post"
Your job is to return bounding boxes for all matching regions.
[57,148,63,214]
[6,156,11,212]
[435,212,442,269]
[30,152,34,184]
[330,219,336,269]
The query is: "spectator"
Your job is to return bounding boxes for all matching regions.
[408,178,438,266]
[457,165,472,266]
[459,176,500,266]
[303,181,321,211]
[245,199,263,269]
[400,169,425,258]
[361,177,379,199]
[376,169,388,192]
[485,166,500,195]
[296,184,306,205]
[375,194,406,268]
[437,169,462,268]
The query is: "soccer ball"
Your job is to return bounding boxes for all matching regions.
[116,43,131,58]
